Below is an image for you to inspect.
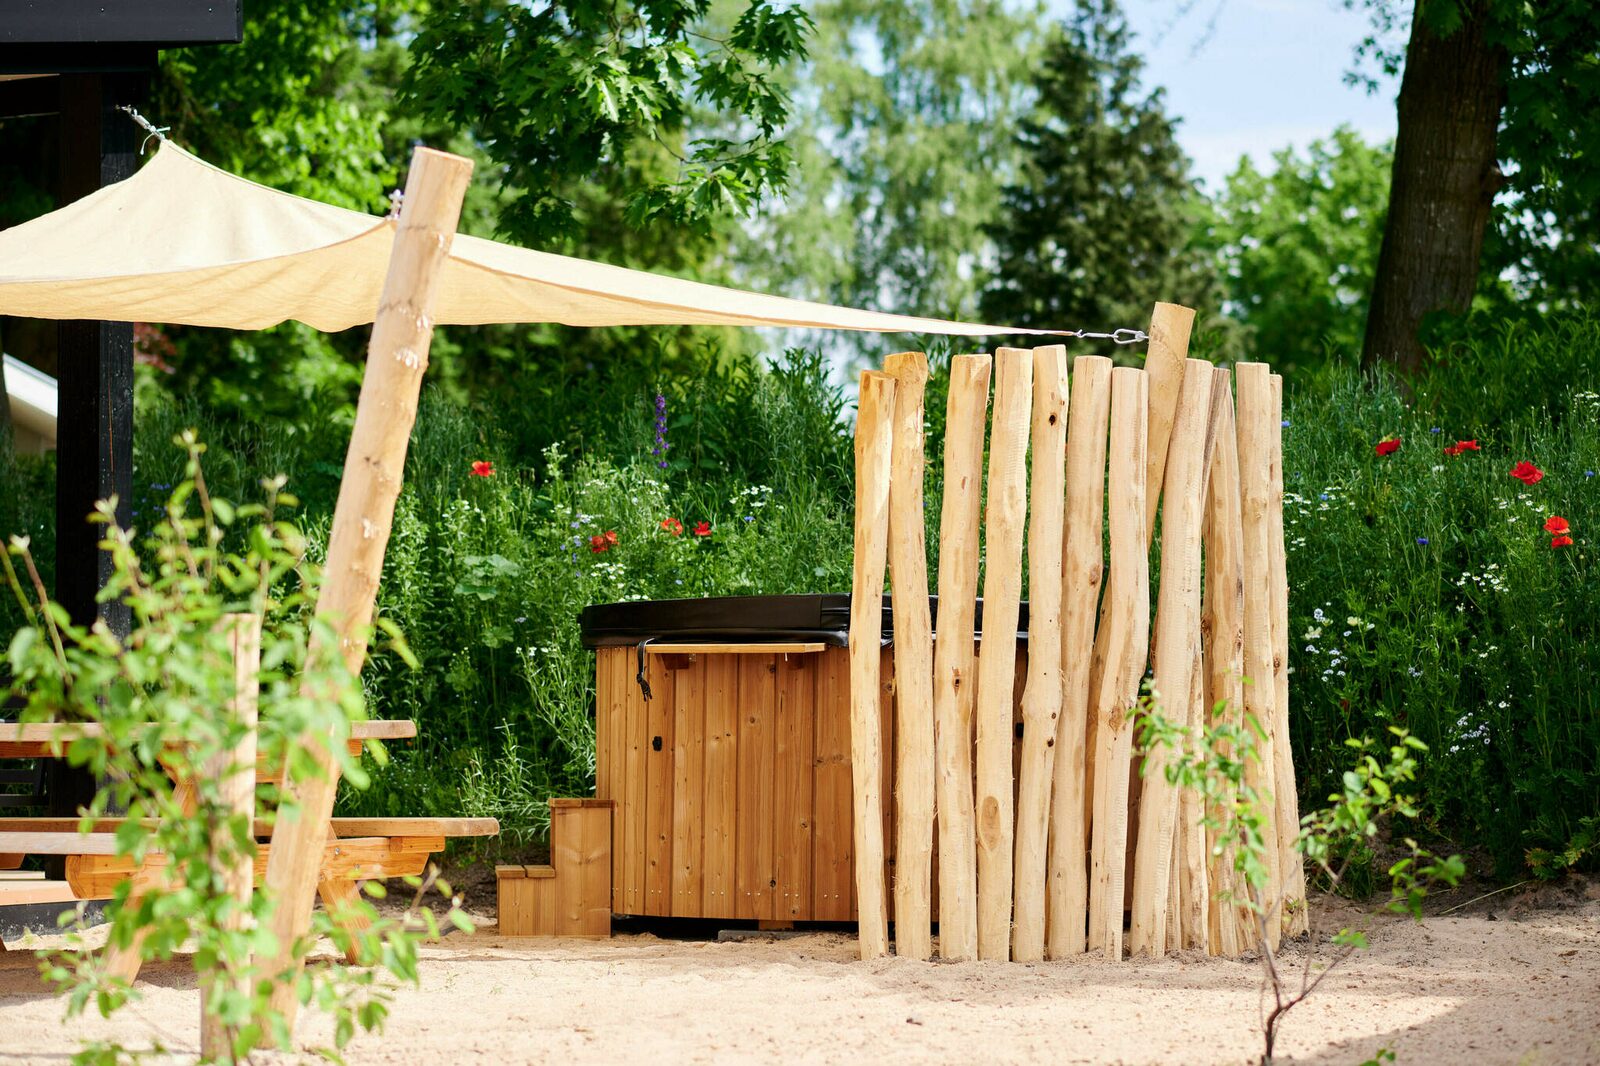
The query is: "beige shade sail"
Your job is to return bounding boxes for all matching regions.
[0,141,1053,338]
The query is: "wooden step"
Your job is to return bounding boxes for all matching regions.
[496,800,612,938]
[0,816,498,839]
[0,878,75,907]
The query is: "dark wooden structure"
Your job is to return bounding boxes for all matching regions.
[0,1,242,819]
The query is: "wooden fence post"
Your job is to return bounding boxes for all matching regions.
[884,352,934,960]
[1201,367,1247,957]
[1086,367,1149,960]
[975,347,1032,961]
[1046,355,1111,959]
[1082,304,1193,923]
[1268,373,1307,936]
[202,613,261,1061]
[1012,345,1067,963]
[1235,362,1283,951]
[261,146,473,1027]
[850,370,896,960]
[1128,358,1213,957]
[931,354,992,961]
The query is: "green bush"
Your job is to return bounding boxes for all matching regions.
[1282,315,1600,876]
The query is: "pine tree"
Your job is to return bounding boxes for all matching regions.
[981,0,1218,334]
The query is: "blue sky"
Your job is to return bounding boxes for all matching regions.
[1099,0,1404,189]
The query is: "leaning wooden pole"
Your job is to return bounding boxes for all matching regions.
[884,352,935,960]
[1201,367,1248,957]
[1128,358,1213,957]
[1012,345,1068,963]
[975,347,1032,961]
[1086,367,1150,960]
[1268,373,1307,935]
[850,370,896,960]
[1083,304,1193,906]
[1235,362,1283,951]
[202,613,261,1061]
[931,354,992,961]
[261,146,473,1026]
[1046,354,1112,959]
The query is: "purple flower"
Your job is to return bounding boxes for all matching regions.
[652,392,671,470]
[1281,419,1290,428]
[1430,427,1442,435]
[1416,537,1429,546]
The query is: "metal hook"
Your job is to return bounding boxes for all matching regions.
[116,105,170,154]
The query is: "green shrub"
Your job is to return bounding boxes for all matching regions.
[1283,319,1600,876]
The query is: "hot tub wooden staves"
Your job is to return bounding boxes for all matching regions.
[593,643,1025,923]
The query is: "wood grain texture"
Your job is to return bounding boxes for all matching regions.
[1201,368,1248,957]
[1129,358,1214,957]
[1046,354,1111,959]
[645,655,677,916]
[1012,345,1068,962]
[262,145,473,1029]
[736,655,777,920]
[883,351,936,959]
[703,656,739,917]
[930,354,992,960]
[813,647,854,921]
[849,370,895,959]
[1086,367,1150,960]
[1142,304,1198,546]
[1268,373,1308,936]
[975,348,1032,961]
[670,653,707,915]
[774,653,815,920]
[1235,362,1283,951]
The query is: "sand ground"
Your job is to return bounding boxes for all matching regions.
[0,889,1595,1065]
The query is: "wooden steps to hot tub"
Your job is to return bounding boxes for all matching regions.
[496,798,613,938]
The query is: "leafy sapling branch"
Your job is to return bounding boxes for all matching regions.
[2,433,467,1064]
[1139,698,1464,1066]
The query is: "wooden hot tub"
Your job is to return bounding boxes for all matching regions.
[582,594,1026,924]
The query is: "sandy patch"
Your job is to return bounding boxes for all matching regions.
[0,896,1594,1065]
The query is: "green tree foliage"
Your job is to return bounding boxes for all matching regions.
[401,0,813,247]
[980,0,1219,336]
[736,0,1046,338]
[1206,127,1392,376]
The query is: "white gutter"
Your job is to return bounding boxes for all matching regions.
[3,353,57,452]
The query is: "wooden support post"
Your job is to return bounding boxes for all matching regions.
[1082,304,1194,919]
[1012,345,1067,963]
[975,347,1032,961]
[1235,363,1282,951]
[849,370,895,960]
[201,614,261,1059]
[1086,368,1150,960]
[1268,374,1307,936]
[1129,358,1213,957]
[260,146,473,1028]
[1046,355,1111,959]
[1201,368,1247,957]
[931,354,992,961]
[883,352,934,961]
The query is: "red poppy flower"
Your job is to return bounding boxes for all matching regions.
[1510,461,1544,485]
[693,520,712,537]
[1443,443,1461,457]
[1375,438,1402,457]
[471,460,495,477]
[660,517,684,536]
[1551,534,1574,548]
[1456,439,1480,452]
[1544,516,1570,535]
[590,530,618,553]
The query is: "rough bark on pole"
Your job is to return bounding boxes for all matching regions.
[883,351,934,960]
[1268,373,1307,936]
[931,354,991,961]
[1045,354,1110,959]
[1086,367,1149,960]
[1201,367,1247,957]
[850,370,896,961]
[202,613,261,1061]
[1012,345,1067,963]
[262,146,473,1026]
[1235,362,1283,951]
[1128,358,1213,957]
[975,347,1032,962]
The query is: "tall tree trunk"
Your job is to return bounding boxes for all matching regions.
[1360,0,1507,376]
